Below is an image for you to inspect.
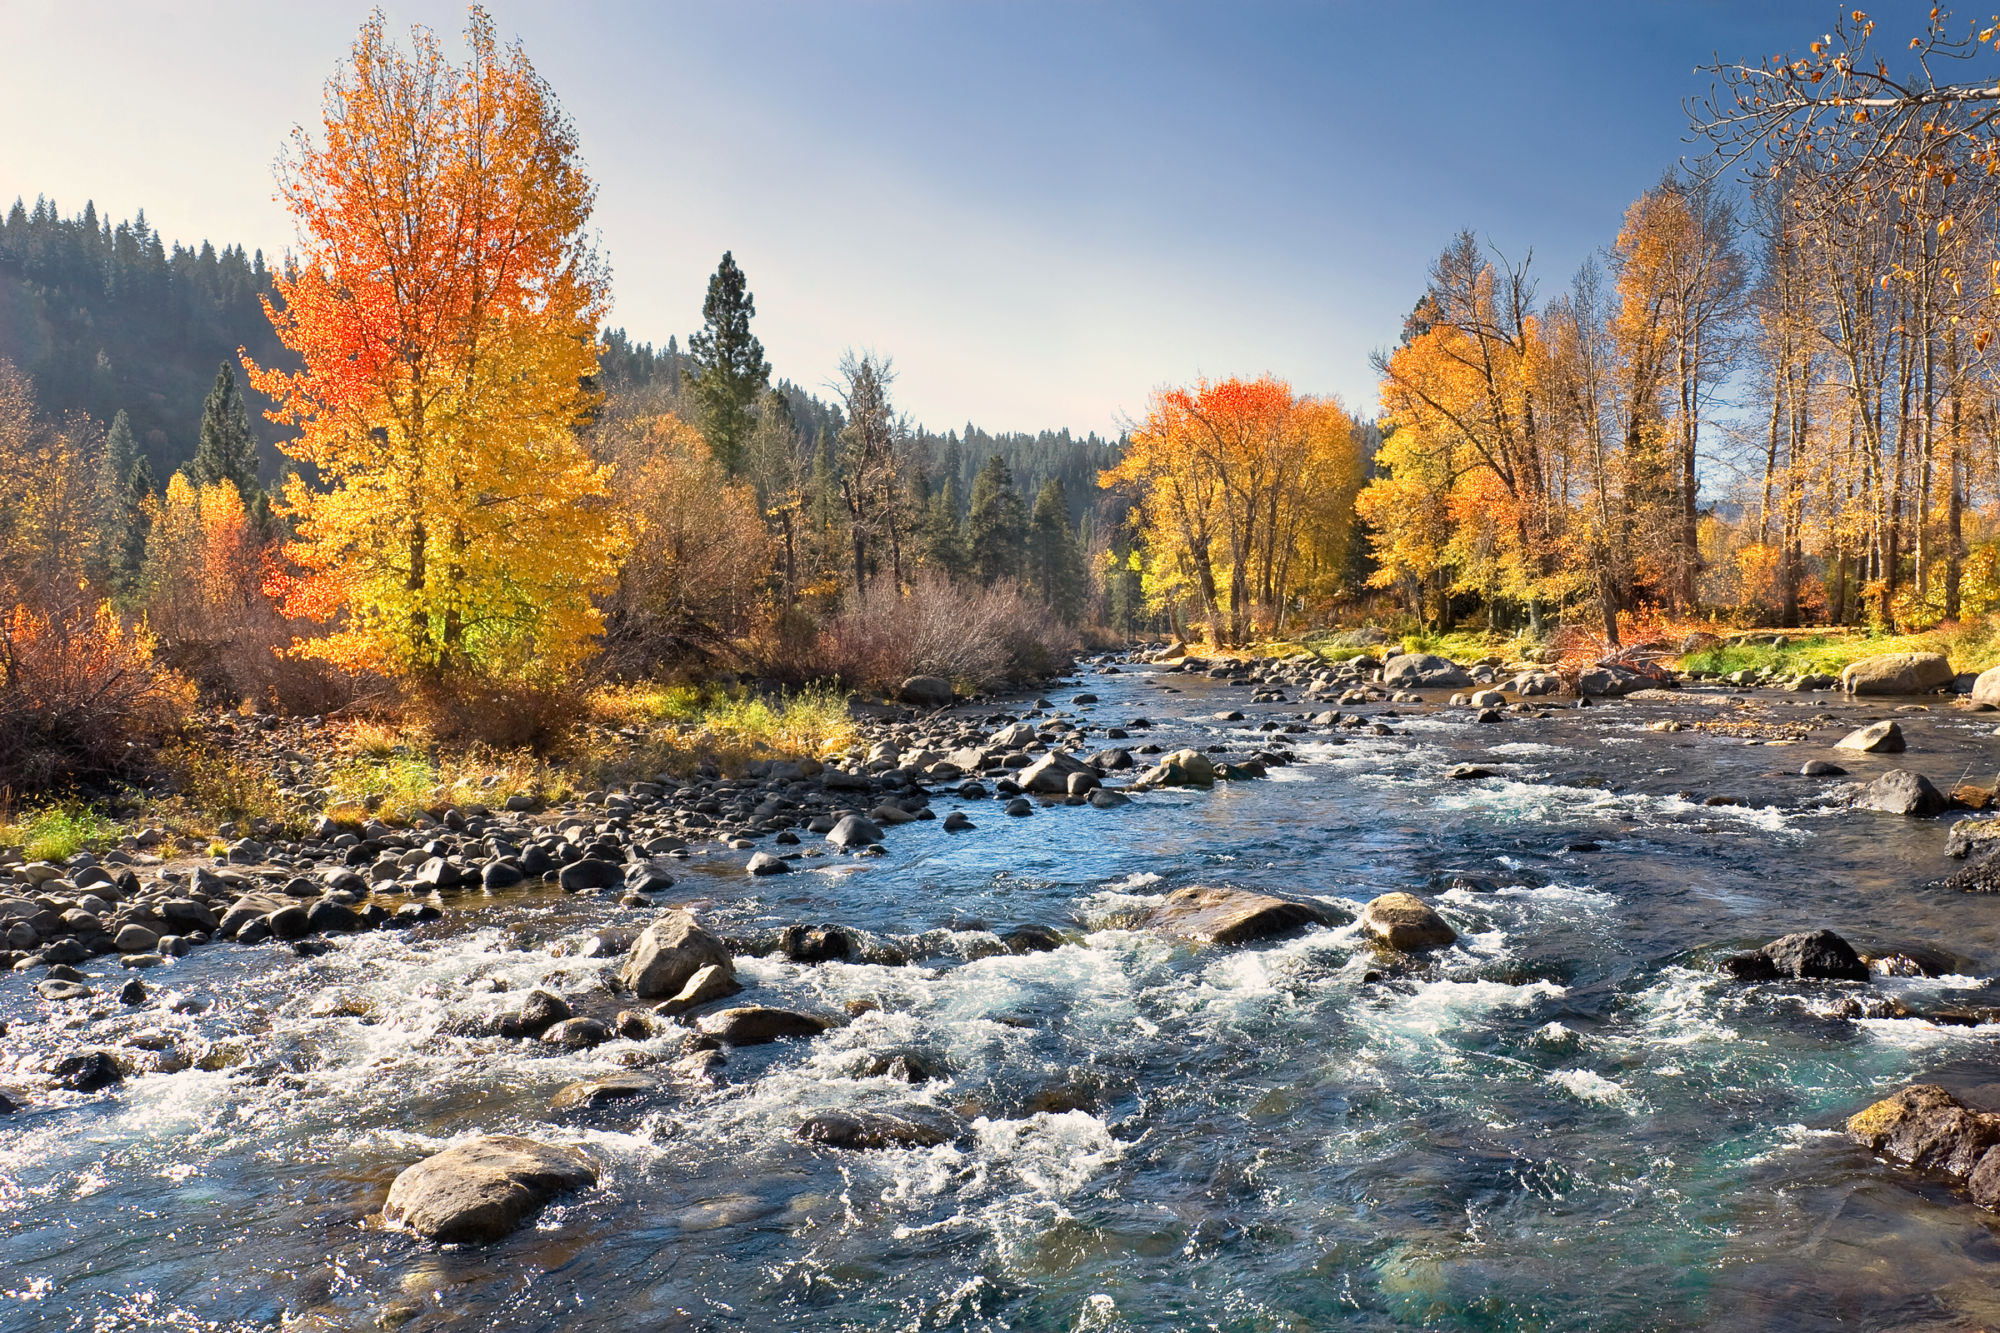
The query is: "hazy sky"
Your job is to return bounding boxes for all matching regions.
[2,1,1845,435]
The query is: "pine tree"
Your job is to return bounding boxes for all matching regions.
[967,453,1026,585]
[920,471,968,579]
[91,409,154,594]
[687,252,771,476]
[190,360,259,501]
[1027,477,1085,619]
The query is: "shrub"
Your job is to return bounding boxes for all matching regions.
[0,802,123,861]
[813,571,1076,692]
[0,586,192,793]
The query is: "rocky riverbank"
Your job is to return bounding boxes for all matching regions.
[12,636,2000,1303]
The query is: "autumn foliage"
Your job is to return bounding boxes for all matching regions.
[248,8,623,683]
[1102,376,1362,645]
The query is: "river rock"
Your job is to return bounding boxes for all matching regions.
[1360,892,1457,952]
[113,924,158,953]
[1018,751,1093,794]
[1848,1084,2000,1208]
[941,811,974,831]
[619,912,734,1000]
[1723,928,1869,981]
[1382,653,1473,689]
[1842,652,1954,695]
[557,858,623,893]
[516,988,572,1036]
[36,979,93,1002]
[896,675,954,708]
[694,1006,831,1045]
[1834,719,1905,753]
[1949,819,2000,860]
[550,1073,653,1111]
[1089,788,1131,808]
[1853,769,1946,816]
[652,962,743,1015]
[746,852,791,876]
[539,1017,612,1050]
[797,1106,963,1150]
[381,1135,597,1243]
[1577,663,1650,697]
[1141,885,1333,946]
[1510,670,1565,697]
[1974,665,2000,707]
[1800,759,1848,776]
[50,1050,121,1091]
[826,815,883,849]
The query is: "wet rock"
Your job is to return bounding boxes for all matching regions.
[1852,769,1946,816]
[1834,719,1906,753]
[480,860,525,890]
[539,1017,612,1050]
[516,988,573,1036]
[1003,798,1034,816]
[265,904,310,940]
[557,858,623,893]
[746,852,792,876]
[1576,663,1651,697]
[1138,747,1216,787]
[1382,653,1472,689]
[1948,819,2000,860]
[550,1073,653,1111]
[897,676,954,708]
[50,1050,121,1092]
[1723,929,1869,981]
[859,1051,944,1083]
[652,963,743,1015]
[1359,892,1457,952]
[113,924,158,953]
[826,815,883,850]
[796,1106,963,1150]
[619,911,734,1000]
[1510,670,1565,696]
[1848,1084,2000,1209]
[1800,759,1848,777]
[1088,788,1131,808]
[1142,885,1333,947]
[381,1135,597,1243]
[1001,924,1064,953]
[305,898,363,933]
[1842,652,1953,695]
[1017,751,1095,795]
[941,811,974,831]
[118,977,147,1006]
[777,925,852,964]
[1447,765,1498,781]
[694,1006,831,1046]
[36,979,93,1002]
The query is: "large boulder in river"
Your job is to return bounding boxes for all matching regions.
[1852,769,1946,817]
[1841,652,1953,695]
[381,1135,597,1243]
[1834,719,1905,753]
[1848,1084,2000,1208]
[1974,665,2000,707]
[618,911,734,999]
[1576,663,1651,697]
[1141,885,1333,946]
[1359,892,1457,952]
[1018,750,1095,794]
[694,1006,831,1046]
[1723,928,1869,981]
[826,814,884,849]
[896,676,954,708]
[1134,748,1215,788]
[1382,653,1473,689]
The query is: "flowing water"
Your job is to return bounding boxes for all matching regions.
[8,665,2000,1331]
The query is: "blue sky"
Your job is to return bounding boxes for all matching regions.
[2,1,1850,435]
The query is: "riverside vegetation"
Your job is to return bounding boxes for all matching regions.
[21,6,2000,1329]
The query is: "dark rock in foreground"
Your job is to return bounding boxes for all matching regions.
[1721,928,1868,981]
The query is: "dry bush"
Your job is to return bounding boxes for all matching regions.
[0,584,193,792]
[596,409,773,673]
[398,675,583,752]
[140,474,354,714]
[812,571,1076,692]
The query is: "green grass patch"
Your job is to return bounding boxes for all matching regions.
[1678,620,2000,678]
[0,804,123,862]
[588,682,858,760]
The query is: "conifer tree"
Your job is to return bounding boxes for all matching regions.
[967,453,1026,584]
[919,471,968,579]
[190,360,259,501]
[92,409,151,593]
[687,252,771,476]
[1028,476,1084,619]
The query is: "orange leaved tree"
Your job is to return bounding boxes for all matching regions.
[248,8,623,683]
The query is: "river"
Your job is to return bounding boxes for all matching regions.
[6,659,2000,1331]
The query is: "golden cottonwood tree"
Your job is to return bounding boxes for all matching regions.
[249,8,623,681]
